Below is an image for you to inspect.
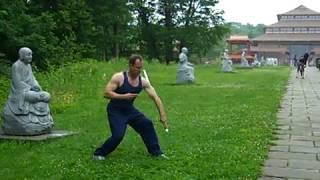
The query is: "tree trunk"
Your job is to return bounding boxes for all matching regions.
[112,23,120,59]
[164,0,173,64]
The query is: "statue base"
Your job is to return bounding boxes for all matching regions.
[0,129,76,141]
[176,68,195,84]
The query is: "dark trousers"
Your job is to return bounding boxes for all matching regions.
[297,63,305,76]
[94,104,162,157]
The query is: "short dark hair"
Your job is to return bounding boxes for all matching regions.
[129,54,143,65]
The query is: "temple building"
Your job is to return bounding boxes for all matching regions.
[251,5,320,65]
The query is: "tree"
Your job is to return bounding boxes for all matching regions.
[128,0,162,61]
[87,0,131,60]
[228,22,265,38]
[157,0,178,64]
[174,0,227,57]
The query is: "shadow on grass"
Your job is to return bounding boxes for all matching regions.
[162,82,203,86]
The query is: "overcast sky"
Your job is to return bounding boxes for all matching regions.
[215,0,320,25]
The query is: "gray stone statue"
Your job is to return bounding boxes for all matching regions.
[176,47,195,84]
[260,56,265,66]
[222,49,233,72]
[240,50,249,67]
[1,47,54,135]
[252,53,261,67]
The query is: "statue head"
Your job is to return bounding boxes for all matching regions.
[19,47,32,64]
[181,47,188,54]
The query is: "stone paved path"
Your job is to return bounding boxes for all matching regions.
[259,67,320,180]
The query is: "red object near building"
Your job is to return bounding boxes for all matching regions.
[226,35,254,63]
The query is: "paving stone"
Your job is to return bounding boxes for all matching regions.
[277,130,312,136]
[263,167,320,179]
[291,122,311,128]
[268,152,316,160]
[290,140,314,147]
[277,120,291,125]
[274,134,290,140]
[271,139,290,146]
[258,177,284,180]
[264,159,288,168]
[290,126,313,132]
[291,135,320,141]
[291,118,309,123]
[313,132,320,137]
[278,125,290,130]
[290,145,320,154]
[289,159,320,170]
[270,145,289,152]
[311,123,320,128]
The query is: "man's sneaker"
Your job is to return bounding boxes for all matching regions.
[157,154,169,160]
[93,155,105,161]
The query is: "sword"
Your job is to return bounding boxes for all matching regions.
[143,69,150,83]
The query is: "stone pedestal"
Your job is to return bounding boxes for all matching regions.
[2,102,53,136]
[222,60,233,72]
[176,68,195,84]
[0,129,76,141]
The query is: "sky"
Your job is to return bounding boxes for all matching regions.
[215,0,320,25]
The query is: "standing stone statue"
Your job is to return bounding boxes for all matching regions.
[176,47,195,84]
[260,56,265,66]
[1,47,54,135]
[252,53,261,67]
[240,50,250,67]
[222,49,233,72]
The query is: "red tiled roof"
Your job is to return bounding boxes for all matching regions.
[227,35,249,41]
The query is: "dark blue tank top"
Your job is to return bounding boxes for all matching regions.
[109,71,143,107]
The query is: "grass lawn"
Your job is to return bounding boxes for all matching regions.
[0,61,290,179]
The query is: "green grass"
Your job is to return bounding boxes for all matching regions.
[0,60,290,179]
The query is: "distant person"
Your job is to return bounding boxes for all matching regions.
[293,54,298,67]
[93,54,169,160]
[303,52,309,66]
[296,55,307,79]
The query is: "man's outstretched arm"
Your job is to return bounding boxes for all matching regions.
[142,79,168,129]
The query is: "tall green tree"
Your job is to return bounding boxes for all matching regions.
[228,22,265,38]
[128,0,161,61]
[157,0,178,64]
[174,0,227,57]
[87,0,131,60]
[0,0,59,69]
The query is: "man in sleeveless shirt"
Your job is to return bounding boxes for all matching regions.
[93,54,169,160]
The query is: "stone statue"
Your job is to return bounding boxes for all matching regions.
[260,56,265,66]
[1,47,54,135]
[222,49,233,72]
[240,50,249,67]
[176,47,195,84]
[252,53,261,67]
